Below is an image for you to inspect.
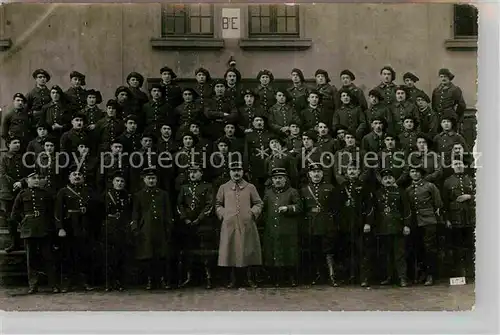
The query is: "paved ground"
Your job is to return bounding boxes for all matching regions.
[0,283,474,311]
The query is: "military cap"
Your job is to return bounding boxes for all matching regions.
[275,88,292,102]
[160,66,177,79]
[271,167,288,177]
[380,168,394,178]
[149,83,164,93]
[438,68,455,81]
[115,86,132,98]
[12,93,27,102]
[229,161,244,170]
[124,114,138,123]
[338,87,358,104]
[242,88,259,99]
[188,162,203,171]
[212,78,226,87]
[126,72,145,87]
[383,132,399,141]
[50,85,65,96]
[440,109,458,126]
[409,165,427,175]
[141,167,157,176]
[269,134,287,147]
[302,130,318,142]
[257,69,274,82]
[395,85,410,97]
[32,69,51,81]
[182,87,199,100]
[224,67,241,83]
[36,120,51,131]
[216,137,231,147]
[70,71,86,81]
[340,69,356,81]
[415,91,431,103]
[106,99,119,109]
[343,128,357,138]
[27,171,40,179]
[333,124,348,135]
[290,68,305,82]
[368,89,384,101]
[380,66,396,81]
[181,131,199,145]
[42,136,57,146]
[112,170,126,180]
[314,69,330,83]
[415,132,433,147]
[403,72,419,82]
[85,89,103,104]
[71,112,86,121]
[194,68,211,82]
[370,115,388,128]
[251,114,268,123]
[7,136,21,144]
[308,162,323,171]
[110,137,124,146]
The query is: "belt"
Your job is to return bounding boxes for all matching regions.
[107,213,120,219]
[25,210,42,218]
[68,207,87,214]
[311,207,321,213]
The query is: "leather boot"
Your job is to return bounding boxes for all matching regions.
[400,277,408,287]
[204,266,212,289]
[145,277,153,290]
[27,286,38,294]
[115,280,124,292]
[226,268,237,289]
[4,237,21,253]
[380,277,392,285]
[246,267,258,288]
[160,276,172,290]
[424,275,434,286]
[179,270,191,288]
[326,254,338,287]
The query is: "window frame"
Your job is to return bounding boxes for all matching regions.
[248,4,300,38]
[161,3,215,38]
[453,4,478,39]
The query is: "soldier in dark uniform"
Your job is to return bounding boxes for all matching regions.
[37,137,64,198]
[387,85,419,136]
[193,67,213,109]
[373,66,397,106]
[205,81,239,141]
[237,89,266,133]
[224,67,244,108]
[403,72,426,104]
[176,87,206,141]
[287,68,310,113]
[65,71,87,113]
[332,88,367,141]
[300,90,332,132]
[333,130,368,186]
[285,123,302,158]
[314,69,338,115]
[129,132,157,193]
[376,133,408,188]
[215,122,245,157]
[26,69,52,126]
[337,162,374,287]
[176,163,214,289]
[374,169,411,287]
[300,162,338,286]
[55,166,99,292]
[2,93,32,144]
[11,172,59,294]
[95,99,125,153]
[442,159,475,278]
[264,135,299,189]
[142,83,174,135]
[262,168,302,287]
[98,139,129,194]
[126,72,149,108]
[174,132,202,192]
[82,89,104,151]
[431,68,466,129]
[332,124,347,153]
[118,114,141,154]
[316,122,336,154]
[366,89,389,123]
[26,120,51,156]
[298,130,325,187]
[42,85,74,141]
[415,91,439,138]
[74,142,98,189]
[60,112,88,154]
[255,69,277,113]
[160,66,183,109]
[102,170,132,291]
[115,86,139,123]
[405,166,443,286]
[336,69,368,112]
[130,167,175,290]
[361,116,387,154]
[210,138,232,194]
[0,137,29,252]
[189,122,212,156]
[409,134,443,186]
[156,122,176,193]
[268,89,301,137]
[399,115,419,155]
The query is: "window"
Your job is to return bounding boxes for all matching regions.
[454,4,478,38]
[162,4,214,36]
[248,4,299,37]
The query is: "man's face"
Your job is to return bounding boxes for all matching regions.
[381,69,392,83]
[224,124,235,137]
[337,130,346,141]
[183,136,194,148]
[441,119,452,131]
[161,125,172,138]
[106,106,116,117]
[372,120,383,132]
[230,168,243,181]
[183,90,194,102]
[189,169,203,181]
[9,140,21,152]
[369,95,379,105]
[117,91,128,103]
[395,89,406,102]
[308,93,319,106]
[416,138,427,152]
[27,175,40,188]
[384,137,396,149]
[217,142,229,154]
[315,74,326,85]
[13,97,25,109]
[272,175,286,188]
[77,144,89,155]
[141,137,152,149]
[244,94,255,106]
[308,169,323,183]
[259,75,270,86]
[381,175,395,187]
[151,88,162,100]
[439,74,451,85]
[226,72,237,85]
[72,117,84,129]
[415,97,428,109]
[214,84,225,96]
[340,92,351,104]
[346,166,360,179]
[302,136,313,149]
[71,77,81,87]
[340,74,351,86]
[290,124,300,135]
[452,160,465,173]
[252,117,264,129]
[144,175,157,187]
[276,92,286,104]
[37,127,48,138]
[69,171,84,184]
[113,176,126,190]
[111,143,123,154]
[44,142,55,154]
[35,74,47,86]
[126,120,137,132]
[269,139,281,151]
[87,95,97,106]
[344,134,356,147]
[196,72,206,84]
[317,123,328,136]
[403,119,414,130]
[404,78,415,88]
[128,77,140,88]
[409,169,422,181]
[161,71,172,83]
[291,72,301,83]
[189,124,200,135]
[50,89,60,102]
[453,143,464,155]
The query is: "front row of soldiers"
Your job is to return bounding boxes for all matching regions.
[9,151,474,294]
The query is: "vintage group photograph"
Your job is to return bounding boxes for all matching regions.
[0,2,477,312]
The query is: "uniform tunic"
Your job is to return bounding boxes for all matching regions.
[26,86,51,124]
[418,106,439,138]
[286,135,303,157]
[431,83,466,122]
[103,189,132,246]
[433,131,469,167]
[175,101,205,138]
[264,153,299,188]
[268,103,301,135]
[398,130,418,155]
[216,180,263,267]
[332,104,367,140]
[160,82,183,109]
[366,103,389,123]
[405,180,443,227]
[387,101,419,135]
[42,101,73,139]
[244,130,274,186]
[37,153,64,197]
[66,87,87,112]
[287,84,310,113]
[374,186,411,235]
[132,187,174,260]
[316,83,338,113]
[361,131,385,154]
[373,82,397,106]
[237,105,267,131]
[406,87,427,104]
[194,83,213,108]
[376,149,408,186]
[409,151,443,185]
[256,85,277,112]
[224,84,244,108]
[95,116,125,152]
[336,84,368,111]
[442,173,475,228]
[300,106,332,131]
[0,152,28,201]
[60,129,88,153]
[129,87,149,108]
[262,186,302,267]
[142,99,174,134]
[333,146,369,185]
[2,109,32,141]
[26,136,48,156]
[117,131,142,154]
[156,136,176,192]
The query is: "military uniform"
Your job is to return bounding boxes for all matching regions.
[97,152,130,194]
[431,84,466,123]
[418,105,439,138]
[361,131,386,154]
[316,83,338,114]
[374,82,397,106]
[376,149,408,187]
[300,105,332,132]
[194,82,213,108]
[175,101,205,140]
[118,130,142,154]
[285,134,302,158]
[142,99,174,135]
[66,86,87,113]
[205,97,238,140]
[336,84,368,111]
[243,129,274,194]
[268,103,301,135]
[287,84,309,113]
[26,135,50,156]
[387,101,419,135]
[26,86,51,125]
[366,102,390,124]
[129,149,157,193]
[41,101,73,140]
[2,108,33,142]
[399,130,418,155]
[409,150,443,185]
[333,145,369,185]
[332,105,367,141]
[237,104,266,132]
[224,84,244,108]
[95,115,125,152]
[256,84,277,112]
[156,135,176,192]
[60,128,88,154]
[37,152,64,198]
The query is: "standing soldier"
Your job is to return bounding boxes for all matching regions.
[255,69,277,113]
[10,172,59,294]
[361,116,387,154]
[376,133,408,188]
[442,159,475,278]
[37,137,64,198]
[102,170,132,291]
[287,68,310,113]
[82,89,104,151]
[42,85,74,141]
[403,72,426,104]
[332,88,367,141]
[131,167,174,290]
[118,114,142,154]
[336,69,368,112]
[95,99,125,153]
[160,66,183,109]
[333,130,368,186]
[237,89,266,134]
[98,139,129,194]
[405,166,443,286]
[262,168,302,287]
[60,113,88,154]
[215,122,245,156]
[301,162,338,286]
[374,169,411,287]
[415,92,439,138]
[264,135,298,189]
[26,120,51,156]
[409,134,443,186]
[129,132,157,193]
[205,81,239,141]
[314,69,338,115]
[176,163,214,289]
[176,87,206,141]
[156,122,176,193]
[143,83,174,135]
[373,66,397,106]
[55,166,98,292]
[66,71,87,113]
[431,68,466,130]
[126,72,149,108]
[366,89,389,123]
[285,122,302,157]
[300,90,332,132]
[26,69,52,126]
[215,161,263,289]
[224,67,244,108]
[268,89,301,137]
[399,115,419,155]
[387,85,420,136]
[193,67,213,108]
[1,137,29,252]
[2,93,32,144]
[115,86,139,123]
[174,132,202,192]
[316,122,336,154]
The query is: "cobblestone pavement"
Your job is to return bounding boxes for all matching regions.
[0,283,474,311]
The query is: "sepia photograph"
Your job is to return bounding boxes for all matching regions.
[0,1,481,317]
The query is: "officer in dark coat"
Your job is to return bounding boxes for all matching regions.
[66,71,87,112]
[131,167,174,290]
[60,112,88,154]
[374,169,412,287]
[55,165,99,292]
[160,66,183,109]
[336,69,368,111]
[431,68,467,128]
[126,72,149,108]
[11,172,59,294]
[2,93,32,143]
[255,69,277,112]
[403,72,426,104]
[373,66,397,106]
[102,170,132,291]
[176,163,214,289]
[300,162,338,286]
[26,69,51,126]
